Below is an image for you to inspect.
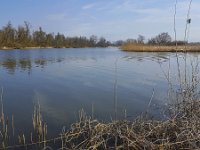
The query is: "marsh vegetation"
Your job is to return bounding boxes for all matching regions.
[121,33,200,52]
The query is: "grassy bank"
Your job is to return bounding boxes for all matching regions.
[121,43,200,52]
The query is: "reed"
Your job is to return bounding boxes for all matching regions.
[0,97,199,150]
[121,43,200,52]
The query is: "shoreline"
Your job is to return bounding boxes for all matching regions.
[0,46,60,50]
[0,46,112,50]
[121,44,200,52]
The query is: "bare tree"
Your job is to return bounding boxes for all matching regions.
[137,35,145,44]
[148,32,172,45]
[155,32,172,44]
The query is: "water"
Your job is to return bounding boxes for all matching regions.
[0,47,197,137]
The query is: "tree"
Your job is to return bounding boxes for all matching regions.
[0,30,3,47]
[114,40,124,46]
[137,35,145,44]
[16,22,31,47]
[89,35,98,47]
[0,22,112,48]
[97,37,107,47]
[148,32,172,45]
[54,33,65,48]
[46,33,54,47]
[155,32,172,45]
[33,27,46,47]
[1,21,16,47]
[126,39,137,44]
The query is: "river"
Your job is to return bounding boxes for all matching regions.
[0,47,197,137]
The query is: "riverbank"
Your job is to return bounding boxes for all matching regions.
[0,46,111,50]
[0,46,58,50]
[121,44,200,52]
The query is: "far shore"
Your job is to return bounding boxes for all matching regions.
[0,46,56,50]
[121,44,200,52]
[0,46,114,50]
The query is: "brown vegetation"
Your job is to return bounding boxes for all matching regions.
[1,99,200,149]
[121,43,200,52]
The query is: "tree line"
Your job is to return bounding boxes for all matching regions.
[123,32,190,46]
[0,22,111,48]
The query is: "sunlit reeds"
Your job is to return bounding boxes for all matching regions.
[121,43,200,52]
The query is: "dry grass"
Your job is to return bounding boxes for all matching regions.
[121,43,200,52]
[0,99,200,150]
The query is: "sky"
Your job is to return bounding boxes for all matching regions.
[0,0,200,42]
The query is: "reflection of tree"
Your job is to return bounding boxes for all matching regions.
[0,59,33,74]
[19,59,32,71]
[1,59,17,74]
[34,59,47,68]
[0,57,66,74]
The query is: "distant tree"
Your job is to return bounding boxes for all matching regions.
[89,35,98,47]
[97,37,107,47]
[1,21,16,47]
[169,40,187,46]
[54,33,65,48]
[137,35,145,44]
[46,33,55,47]
[16,22,31,47]
[114,40,124,46]
[106,41,111,46]
[0,22,111,48]
[33,27,46,47]
[126,39,137,44]
[24,21,32,45]
[148,32,172,45]
[148,38,157,45]
[155,32,172,45]
[0,30,3,47]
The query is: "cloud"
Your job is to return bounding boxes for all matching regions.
[82,3,95,10]
[46,13,66,21]
[39,0,200,42]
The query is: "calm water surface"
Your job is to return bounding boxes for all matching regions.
[0,47,197,137]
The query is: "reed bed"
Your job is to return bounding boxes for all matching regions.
[121,43,200,52]
[0,98,199,150]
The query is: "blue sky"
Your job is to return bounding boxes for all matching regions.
[0,0,199,42]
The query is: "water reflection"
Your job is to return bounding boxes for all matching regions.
[122,52,171,63]
[1,59,17,74]
[0,58,64,74]
[0,50,174,75]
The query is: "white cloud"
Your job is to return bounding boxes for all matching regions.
[82,3,95,10]
[43,0,200,42]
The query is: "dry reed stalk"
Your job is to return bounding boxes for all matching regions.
[2,101,200,150]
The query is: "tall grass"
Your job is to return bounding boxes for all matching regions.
[121,43,200,52]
